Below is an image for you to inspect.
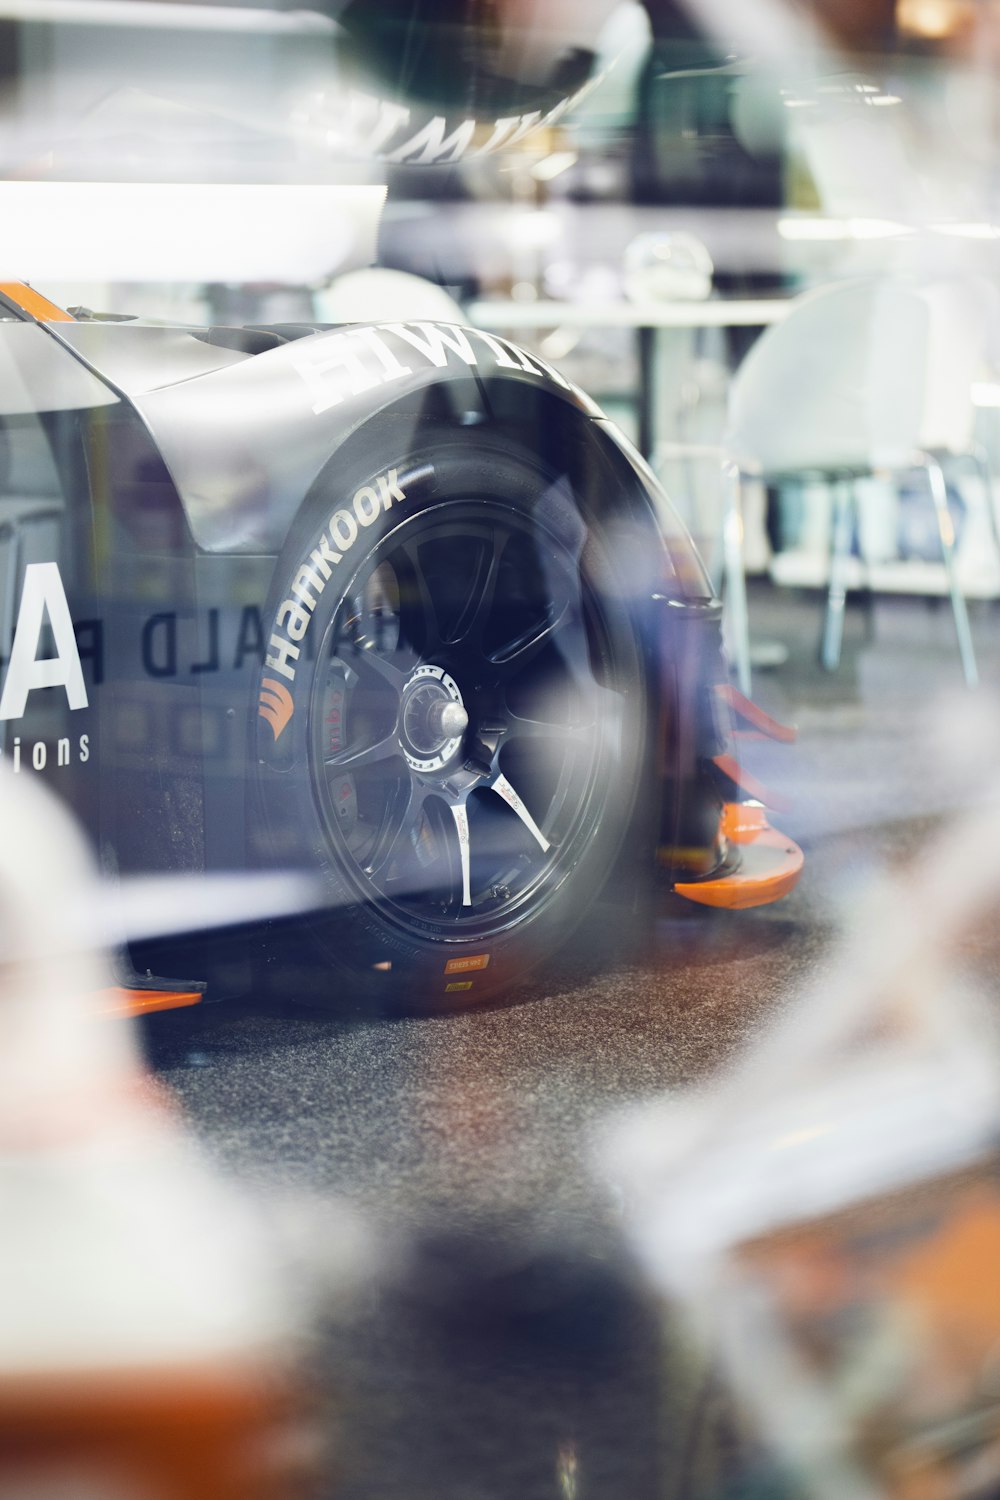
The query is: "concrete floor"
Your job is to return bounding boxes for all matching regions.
[145,582,1000,1500]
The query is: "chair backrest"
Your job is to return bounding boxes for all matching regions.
[726,276,987,475]
[918,278,992,452]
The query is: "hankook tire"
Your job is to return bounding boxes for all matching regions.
[255,422,650,1011]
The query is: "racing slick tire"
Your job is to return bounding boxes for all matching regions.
[253,419,653,1012]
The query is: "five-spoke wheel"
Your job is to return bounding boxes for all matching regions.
[256,431,651,1009]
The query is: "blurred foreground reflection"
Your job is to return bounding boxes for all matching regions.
[609,761,1000,1500]
[0,765,321,1499]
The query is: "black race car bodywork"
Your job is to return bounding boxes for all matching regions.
[0,282,801,1013]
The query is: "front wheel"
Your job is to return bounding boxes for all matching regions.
[254,424,653,1011]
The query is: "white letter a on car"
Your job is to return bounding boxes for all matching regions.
[0,563,88,721]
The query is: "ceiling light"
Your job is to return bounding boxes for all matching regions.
[0,182,386,283]
[0,0,333,31]
[933,221,1000,239]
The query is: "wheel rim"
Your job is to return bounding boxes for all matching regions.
[309,498,635,941]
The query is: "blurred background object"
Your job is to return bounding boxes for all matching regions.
[720,274,1000,692]
[314,265,465,324]
[622,229,714,303]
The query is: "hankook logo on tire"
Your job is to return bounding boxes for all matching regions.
[258,677,295,742]
[264,468,407,687]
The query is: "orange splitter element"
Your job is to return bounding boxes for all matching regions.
[714,684,797,743]
[674,802,803,910]
[94,988,204,1019]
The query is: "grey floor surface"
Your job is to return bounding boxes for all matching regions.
[146,581,1000,1500]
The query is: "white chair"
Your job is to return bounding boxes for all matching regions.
[313,267,465,325]
[721,275,1000,693]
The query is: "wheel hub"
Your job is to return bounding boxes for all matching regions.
[399,664,468,773]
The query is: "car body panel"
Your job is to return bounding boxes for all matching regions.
[0,285,799,1006]
[53,317,609,553]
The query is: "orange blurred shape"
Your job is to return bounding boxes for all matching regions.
[0,1363,317,1499]
[674,802,803,910]
[94,986,204,1019]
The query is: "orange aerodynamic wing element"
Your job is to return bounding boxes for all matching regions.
[674,802,804,911]
[0,282,75,322]
[94,987,205,1020]
[673,686,803,911]
[714,683,797,743]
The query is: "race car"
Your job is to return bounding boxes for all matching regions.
[0,279,801,1015]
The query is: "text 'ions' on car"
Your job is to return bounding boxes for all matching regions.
[0,279,802,1017]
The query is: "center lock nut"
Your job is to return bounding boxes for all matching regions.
[399,665,469,773]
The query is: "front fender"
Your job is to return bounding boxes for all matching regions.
[63,319,608,555]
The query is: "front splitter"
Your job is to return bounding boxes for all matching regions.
[673,802,803,911]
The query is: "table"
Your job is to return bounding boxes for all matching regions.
[466,298,791,330]
[466,296,791,457]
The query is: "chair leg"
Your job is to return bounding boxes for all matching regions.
[821,477,854,672]
[969,442,1000,588]
[721,459,752,696]
[920,453,978,689]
